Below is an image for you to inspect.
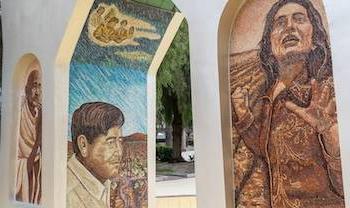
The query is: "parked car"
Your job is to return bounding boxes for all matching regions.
[156,131,166,143]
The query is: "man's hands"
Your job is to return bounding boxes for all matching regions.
[286,79,337,130]
[232,79,340,156]
[231,87,250,120]
[286,79,340,156]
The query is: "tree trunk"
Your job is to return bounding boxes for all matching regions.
[181,128,187,151]
[171,104,183,162]
[165,126,173,147]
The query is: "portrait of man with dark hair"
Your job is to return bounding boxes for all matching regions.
[16,60,42,204]
[230,0,345,207]
[67,102,146,208]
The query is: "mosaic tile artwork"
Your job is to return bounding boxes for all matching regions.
[66,1,174,207]
[229,0,345,207]
[15,59,42,205]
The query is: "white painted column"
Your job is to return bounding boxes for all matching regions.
[325,0,350,206]
[172,1,234,208]
[0,0,76,207]
[148,12,185,208]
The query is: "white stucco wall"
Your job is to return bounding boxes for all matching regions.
[0,0,76,207]
[325,1,350,206]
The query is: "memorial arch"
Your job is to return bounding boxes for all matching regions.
[0,1,350,208]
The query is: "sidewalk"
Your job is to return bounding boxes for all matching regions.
[155,178,196,197]
[156,161,195,181]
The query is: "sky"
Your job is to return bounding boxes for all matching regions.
[68,0,173,139]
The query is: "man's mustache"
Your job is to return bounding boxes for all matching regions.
[282,34,300,44]
[108,158,122,164]
[108,155,123,164]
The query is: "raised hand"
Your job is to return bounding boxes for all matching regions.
[231,86,250,120]
[286,79,339,156]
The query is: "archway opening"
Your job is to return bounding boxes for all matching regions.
[12,54,42,205]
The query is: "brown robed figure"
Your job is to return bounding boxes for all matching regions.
[230,0,345,207]
[16,67,42,204]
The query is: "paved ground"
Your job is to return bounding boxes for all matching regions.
[156,161,195,181]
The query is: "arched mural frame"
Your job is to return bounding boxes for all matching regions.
[55,0,188,207]
[219,0,346,207]
[218,1,246,207]
[10,53,43,206]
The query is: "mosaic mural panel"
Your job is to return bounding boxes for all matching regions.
[16,59,42,205]
[229,0,345,207]
[66,0,174,207]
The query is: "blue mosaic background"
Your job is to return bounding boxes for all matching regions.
[68,0,173,138]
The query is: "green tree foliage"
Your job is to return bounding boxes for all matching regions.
[156,20,192,160]
[157,20,192,127]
